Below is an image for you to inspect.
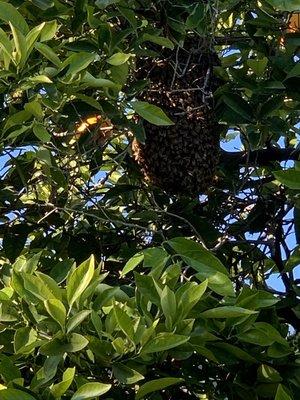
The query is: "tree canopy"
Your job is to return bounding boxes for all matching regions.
[0,0,299,399]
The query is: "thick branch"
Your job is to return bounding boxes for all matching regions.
[214,36,252,45]
[221,147,300,166]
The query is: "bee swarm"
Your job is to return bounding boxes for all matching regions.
[132,38,221,196]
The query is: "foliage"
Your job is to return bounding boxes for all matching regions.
[0,0,299,399]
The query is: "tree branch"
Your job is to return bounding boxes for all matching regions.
[214,36,252,45]
[221,147,300,166]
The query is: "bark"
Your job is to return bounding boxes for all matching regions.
[221,147,300,166]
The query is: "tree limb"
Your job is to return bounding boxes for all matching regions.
[221,147,300,166]
[214,36,252,45]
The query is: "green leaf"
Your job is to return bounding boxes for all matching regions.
[258,364,282,383]
[237,323,286,346]
[36,271,62,299]
[22,252,42,274]
[285,245,300,272]
[26,23,45,55]
[200,271,234,297]
[67,255,95,309]
[132,101,174,126]
[167,238,227,274]
[134,273,161,306]
[201,306,257,318]
[33,122,51,142]
[212,342,256,363]
[67,310,91,333]
[10,23,27,67]
[7,125,31,140]
[112,363,144,385]
[82,72,119,89]
[23,272,60,301]
[274,170,300,189]
[237,289,279,309]
[44,299,66,330]
[117,5,137,29]
[186,3,205,28]
[0,2,29,34]
[14,327,37,354]
[0,354,22,382]
[161,286,177,329]
[141,333,189,354]
[135,377,184,400]
[65,52,95,76]
[239,331,273,346]
[275,384,292,400]
[40,20,58,41]
[107,52,134,65]
[266,0,300,11]
[95,0,120,9]
[144,247,169,270]
[29,75,53,83]
[285,63,300,80]
[176,280,208,319]
[142,34,174,49]
[167,238,234,297]
[114,306,135,340]
[91,310,103,337]
[31,355,61,389]
[31,0,55,10]
[259,95,283,117]
[24,100,43,120]
[263,81,285,90]
[51,367,76,398]
[35,42,61,67]
[247,58,268,77]
[0,389,36,400]
[121,252,144,276]
[40,333,89,355]
[255,323,287,345]
[71,382,111,399]
[268,342,292,358]
[0,28,13,63]
[223,94,253,121]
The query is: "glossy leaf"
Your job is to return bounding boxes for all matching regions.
[112,363,144,384]
[0,389,36,400]
[65,52,95,75]
[67,255,95,308]
[44,299,66,330]
[141,333,189,354]
[107,52,133,65]
[71,382,111,399]
[274,170,300,189]
[266,0,300,11]
[275,384,292,400]
[201,306,257,318]
[121,252,144,276]
[0,3,28,34]
[114,306,135,340]
[66,310,91,333]
[51,367,76,398]
[136,377,184,400]
[132,101,174,126]
[142,34,174,49]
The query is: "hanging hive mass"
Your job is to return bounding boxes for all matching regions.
[132,38,221,196]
